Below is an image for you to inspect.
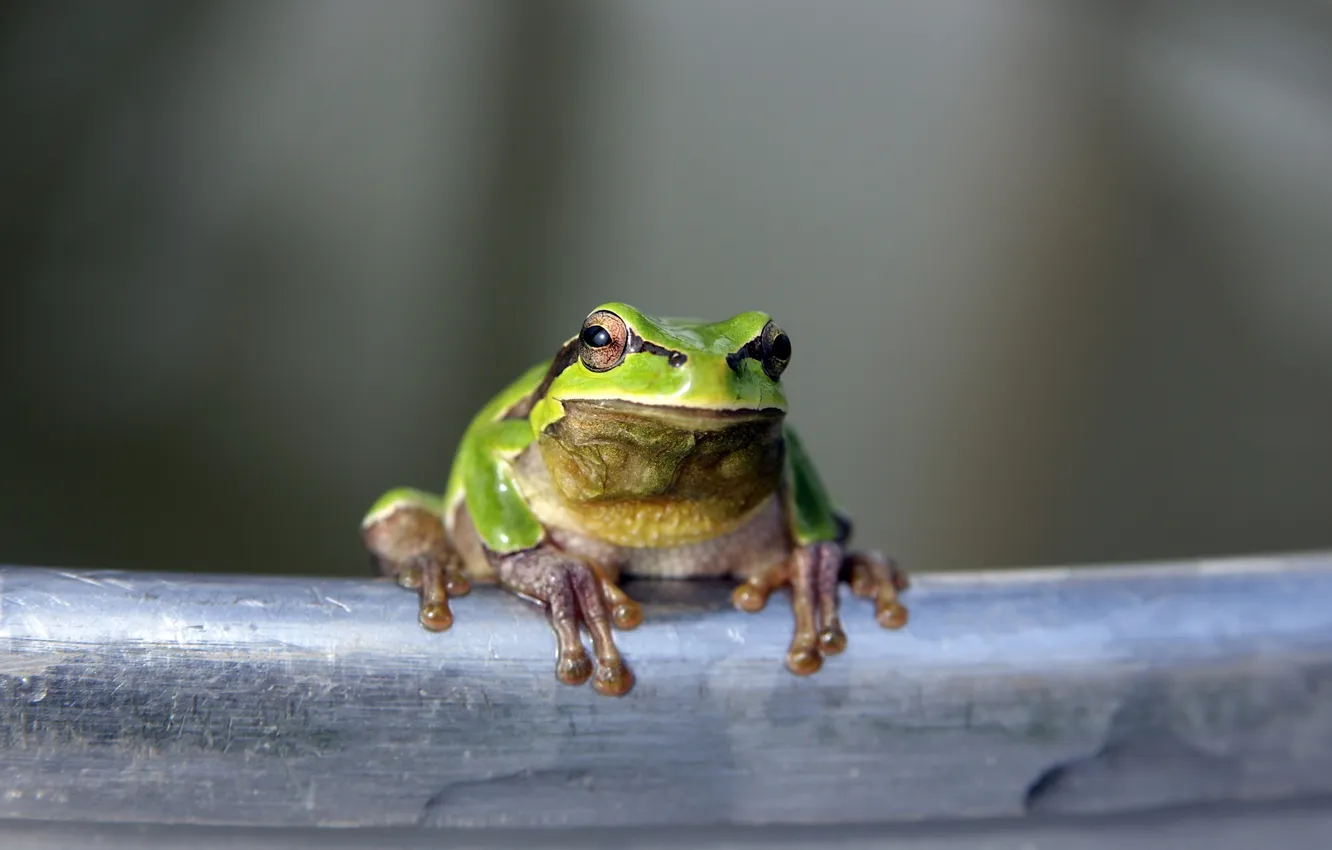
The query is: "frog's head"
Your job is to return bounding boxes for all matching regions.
[532,302,791,432]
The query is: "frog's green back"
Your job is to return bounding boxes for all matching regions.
[440,358,553,528]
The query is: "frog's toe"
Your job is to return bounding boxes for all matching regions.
[415,554,466,632]
[591,570,643,630]
[730,561,791,614]
[419,561,471,630]
[846,551,910,630]
[556,650,594,686]
[592,657,635,697]
[786,646,823,676]
[419,600,453,631]
[731,580,771,613]
[393,563,422,590]
[818,623,848,655]
[610,599,643,630]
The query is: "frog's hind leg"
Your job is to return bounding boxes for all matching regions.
[490,546,635,697]
[362,488,470,630]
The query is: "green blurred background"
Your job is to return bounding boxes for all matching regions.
[2,0,1330,577]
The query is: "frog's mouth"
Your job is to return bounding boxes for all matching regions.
[561,398,784,431]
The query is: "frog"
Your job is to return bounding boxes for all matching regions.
[361,303,909,696]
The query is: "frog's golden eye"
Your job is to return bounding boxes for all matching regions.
[761,322,791,381]
[579,309,628,372]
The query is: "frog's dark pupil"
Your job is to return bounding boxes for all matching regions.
[769,333,791,361]
[583,325,611,348]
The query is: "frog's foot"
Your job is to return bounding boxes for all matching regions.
[733,543,911,675]
[732,542,846,675]
[785,541,848,674]
[362,496,470,631]
[492,547,636,697]
[846,550,911,629]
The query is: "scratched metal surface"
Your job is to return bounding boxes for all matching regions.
[1,555,1331,829]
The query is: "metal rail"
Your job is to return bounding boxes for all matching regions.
[2,555,1331,832]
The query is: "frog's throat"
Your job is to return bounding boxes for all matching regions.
[519,399,787,548]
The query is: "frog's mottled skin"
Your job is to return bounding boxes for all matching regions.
[362,303,908,696]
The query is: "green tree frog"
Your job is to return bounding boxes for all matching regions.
[361,303,909,696]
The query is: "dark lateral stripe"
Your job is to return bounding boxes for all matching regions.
[503,337,579,420]
[628,331,688,367]
[505,327,692,422]
[725,334,765,374]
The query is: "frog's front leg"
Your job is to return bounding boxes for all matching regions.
[362,488,471,630]
[490,546,636,697]
[457,418,641,696]
[734,539,911,676]
[732,425,911,676]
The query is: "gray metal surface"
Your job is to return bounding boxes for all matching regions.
[4,799,1332,850]
[1,555,1331,830]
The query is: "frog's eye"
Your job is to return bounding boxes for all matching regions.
[761,322,791,381]
[579,309,629,372]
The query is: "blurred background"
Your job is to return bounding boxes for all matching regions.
[1,0,1330,577]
